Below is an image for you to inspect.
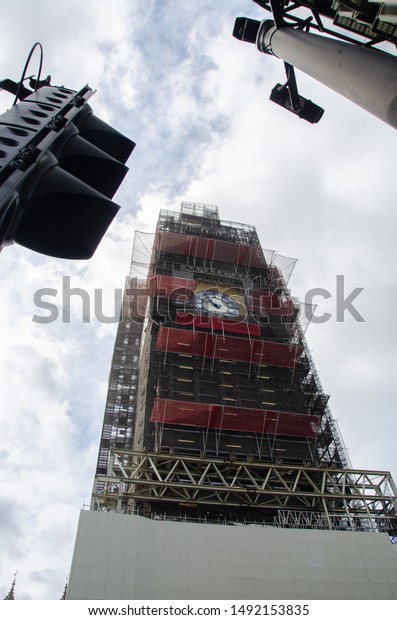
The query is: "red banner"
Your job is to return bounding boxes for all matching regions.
[157,327,302,368]
[151,398,321,438]
[154,231,267,269]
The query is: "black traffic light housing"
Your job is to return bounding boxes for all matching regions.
[270,64,324,124]
[0,83,135,259]
[233,17,261,43]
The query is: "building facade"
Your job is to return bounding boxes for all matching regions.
[68,203,397,599]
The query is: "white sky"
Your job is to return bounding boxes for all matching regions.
[0,0,396,600]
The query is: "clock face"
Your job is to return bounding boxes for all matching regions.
[195,290,240,318]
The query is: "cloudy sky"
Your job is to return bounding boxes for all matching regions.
[0,0,396,600]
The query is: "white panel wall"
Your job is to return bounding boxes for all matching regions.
[67,510,397,600]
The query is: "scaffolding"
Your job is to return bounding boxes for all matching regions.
[91,203,391,531]
[92,450,397,537]
[92,279,143,482]
[128,209,342,477]
[91,230,153,500]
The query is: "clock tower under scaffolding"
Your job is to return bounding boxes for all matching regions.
[68,203,397,600]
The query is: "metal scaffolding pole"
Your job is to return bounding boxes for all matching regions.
[257,20,397,128]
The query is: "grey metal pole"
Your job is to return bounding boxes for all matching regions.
[257,21,397,129]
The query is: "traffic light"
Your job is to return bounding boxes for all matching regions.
[0,84,135,259]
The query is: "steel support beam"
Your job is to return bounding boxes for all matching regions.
[92,450,397,534]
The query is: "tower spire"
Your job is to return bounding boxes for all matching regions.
[3,571,17,600]
[60,576,69,600]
